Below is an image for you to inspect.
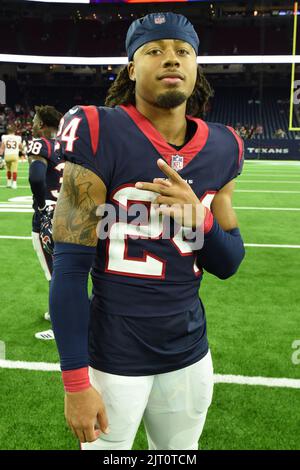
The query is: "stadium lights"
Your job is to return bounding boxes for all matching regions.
[1,54,300,65]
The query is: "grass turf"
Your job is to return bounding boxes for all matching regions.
[0,161,300,449]
[0,369,299,450]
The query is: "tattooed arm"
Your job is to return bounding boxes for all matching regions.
[53,162,107,245]
[50,162,109,444]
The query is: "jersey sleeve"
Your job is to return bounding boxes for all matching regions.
[55,105,111,187]
[226,126,244,177]
[27,138,52,161]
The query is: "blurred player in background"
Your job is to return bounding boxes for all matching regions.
[0,125,23,189]
[28,105,64,340]
[0,155,5,171]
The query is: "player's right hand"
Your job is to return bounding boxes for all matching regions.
[64,385,109,443]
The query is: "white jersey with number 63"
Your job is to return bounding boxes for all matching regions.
[1,134,22,157]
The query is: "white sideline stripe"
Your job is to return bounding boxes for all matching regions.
[0,236,31,239]
[245,243,300,248]
[238,180,300,184]
[0,208,33,213]
[0,360,299,389]
[242,174,300,177]
[0,360,60,371]
[8,197,33,202]
[234,207,300,211]
[244,161,300,165]
[235,190,300,193]
[0,236,300,248]
[0,185,30,189]
[214,374,300,389]
[244,169,300,172]
[0,204,32,208]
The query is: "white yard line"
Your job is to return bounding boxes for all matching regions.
[214,374,300,389]
[237,180,300,184]
[0,208,33,213]
[0,236,32,240]
[8,197,33,203]
[245,243,300,248]
[234,207,300,211]
[243,173,300,176]
[244,161,300,166]
[243,175,300,178]
[0,185,30,189]
[235,190,300,193]
[242,176,300,179]
[0,359,299,389]
[0,204,32,208]
[0,236,300,248]
[0,360,60,371]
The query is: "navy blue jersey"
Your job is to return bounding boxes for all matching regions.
[56,104,243,375]
[28,137,65,232]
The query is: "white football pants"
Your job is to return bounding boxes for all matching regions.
[82,350,214,451]
[32,231,52,281]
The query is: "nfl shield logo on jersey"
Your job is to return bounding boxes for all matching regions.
[154,14,166,25]
[171,154,184,171]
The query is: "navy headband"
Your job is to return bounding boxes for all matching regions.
[126,12,199,61]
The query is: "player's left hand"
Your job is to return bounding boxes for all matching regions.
[135,158,205,228]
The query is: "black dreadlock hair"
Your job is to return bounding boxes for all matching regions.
[35,105,62,130]
[105,65,213,118]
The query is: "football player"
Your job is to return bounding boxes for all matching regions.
[28,105,64,340]
[0,125,23,189]
[50,13,245,449]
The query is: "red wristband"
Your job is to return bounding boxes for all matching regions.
[62,367,90,393]
[203,207,214,234]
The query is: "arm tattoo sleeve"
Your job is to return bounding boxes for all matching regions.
[53,163,103,246]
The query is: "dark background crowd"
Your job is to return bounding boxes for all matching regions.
[0,0,298,142]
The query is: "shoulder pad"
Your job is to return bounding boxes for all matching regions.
[55,105,105,181]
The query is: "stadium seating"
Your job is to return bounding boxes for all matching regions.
[0,17,292,57]
[206,88,295,139]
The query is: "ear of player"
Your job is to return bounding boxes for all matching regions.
[135,158,206,229]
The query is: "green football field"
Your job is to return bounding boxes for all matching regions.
[0,160,299,450]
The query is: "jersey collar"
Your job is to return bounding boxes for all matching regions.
[119,104,209,170]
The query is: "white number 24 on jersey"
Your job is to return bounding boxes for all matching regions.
[105,187,215,279]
